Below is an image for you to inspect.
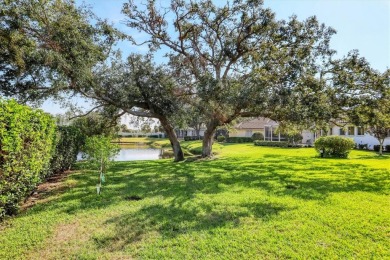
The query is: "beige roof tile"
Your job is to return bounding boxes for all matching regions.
[235,117,278,129]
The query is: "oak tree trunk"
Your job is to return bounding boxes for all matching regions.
[159,116,184,162]
[202,120,218,158]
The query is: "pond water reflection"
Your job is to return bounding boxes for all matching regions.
[78,143,168,162]
[114,147,163,161]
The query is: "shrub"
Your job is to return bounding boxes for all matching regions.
[357,143,368,150]
[226,137,253,143]
[373,145,381,152]
[314,136,355,158]
[0,100,56,219]
[254,141,289,147]
[251,132,264,141]
[184,136,203,141]
[385,145,390,152]
[217,135,226,142]
[50,126,84,174]
[286,133,303,145]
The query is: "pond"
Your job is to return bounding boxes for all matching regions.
[114,147,163,161]
[78,143,170,162]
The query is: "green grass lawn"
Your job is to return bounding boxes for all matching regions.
[1,144,389,259]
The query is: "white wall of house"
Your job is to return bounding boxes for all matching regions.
[330,126,390,149]
[302,130,315,145]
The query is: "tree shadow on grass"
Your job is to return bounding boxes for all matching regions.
[21,153,389,219]
[95,200,293,251]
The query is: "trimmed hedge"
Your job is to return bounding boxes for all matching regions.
[357,143,368,150]
[184,136,203,141]
[226,137,253,143]
[314,136,355,158]
[386,145,390,152]
[254,141,289,147]
[0,100,56,218]
[217,135,226,142]
[50,126,84,173]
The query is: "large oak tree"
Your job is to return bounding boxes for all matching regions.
[123,0,336,157]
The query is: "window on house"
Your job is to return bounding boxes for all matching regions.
[357,127,365,136]
[339,128,345,135]
[348,126,355,136]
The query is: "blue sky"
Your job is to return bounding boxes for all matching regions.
[41,0,390,114]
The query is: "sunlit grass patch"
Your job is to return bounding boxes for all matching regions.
[0,144,389,259]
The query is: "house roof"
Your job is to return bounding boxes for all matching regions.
[235,117,279,130]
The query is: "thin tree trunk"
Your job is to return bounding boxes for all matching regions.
[379,140,384,156]
[202,120,218,158]
[159,116,184,162]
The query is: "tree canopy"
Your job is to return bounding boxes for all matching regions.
[123,0,336,157]
[0,0,118,101]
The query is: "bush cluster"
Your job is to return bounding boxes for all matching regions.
[373,145,381,152]
[0,100,56,218]
[254,141,289,147]
[184,136,203,141]
[226,137,253,143]
[373,145,389,152]
[217,135,225,142]
[148,134,164,138]
[357,143,368,150]
[251,132,264,141]
[50,126,84,174]
[314,136,355,158]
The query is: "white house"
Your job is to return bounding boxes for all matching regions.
[329,124,390,149]
[229,117,313,144]
[228,118,390,149]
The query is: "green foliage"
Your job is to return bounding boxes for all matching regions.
[332,51,390,155]
[217,135,226,142]
[254,141,289,147]
[357,144,368,150]
[0,0,118,101]
[124,0,336,157]
[50,126,84,173]
[386,145,390,153]
[286,133,303,144]
[71,112,119,138]
[82,135,119,192]
[251,132,264,141]
[0,99,56,218]
[184,136,203,141]
[226,137,253,143]
[314,136,355,158]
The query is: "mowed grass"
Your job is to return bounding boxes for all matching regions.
[0,143,389,259]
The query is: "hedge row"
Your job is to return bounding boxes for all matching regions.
[0,100,56,218]
[254,141,289,147]
[184,136,203,141]
[314,136,355,158]
[226,137,253,143]
[0,100,83,219]
[373,145,390,152]
[50,126,84,173]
